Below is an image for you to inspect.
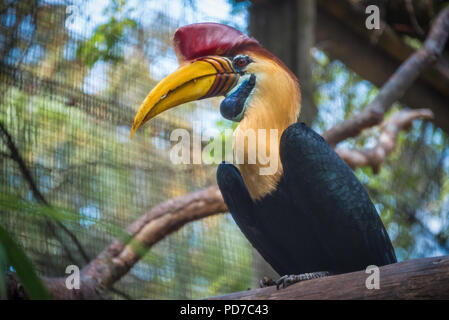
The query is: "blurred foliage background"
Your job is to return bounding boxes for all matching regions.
[0,0,448,299]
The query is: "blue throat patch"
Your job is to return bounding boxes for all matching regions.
[220,74,256,122]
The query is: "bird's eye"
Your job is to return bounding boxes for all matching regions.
[233,55,251,69]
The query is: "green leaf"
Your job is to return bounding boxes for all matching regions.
[0,225,51,300]
[0,194,130,244]
[76,16,138,67]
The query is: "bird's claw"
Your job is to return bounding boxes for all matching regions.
[260,271,331,290]
[275,275,292,289]
[259,276,276,288]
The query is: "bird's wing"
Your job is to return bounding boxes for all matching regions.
[280,123,397,270]
[217,162,291,273]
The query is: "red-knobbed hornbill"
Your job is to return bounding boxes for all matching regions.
[131,23,396,288]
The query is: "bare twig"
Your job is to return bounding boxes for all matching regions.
[405,0,425,36]
[0,121,90,264]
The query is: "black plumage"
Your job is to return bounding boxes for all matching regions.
[217,122,396,276]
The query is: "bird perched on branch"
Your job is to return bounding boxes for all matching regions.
[130,23,396,288]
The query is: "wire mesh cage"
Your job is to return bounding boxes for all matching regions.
[2,0,449,300]
[0,0,258,299]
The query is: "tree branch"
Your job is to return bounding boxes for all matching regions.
[210,255,449,300]
[0,122,48,205]
[19,186,227,299]
[322,6,449,147]
[336,109,434,173]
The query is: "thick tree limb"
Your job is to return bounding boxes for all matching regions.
[210,255,449,300]
[16,186,227,299]
[336,109,434,173]
[82,185,226,291]
[322,5,449,147]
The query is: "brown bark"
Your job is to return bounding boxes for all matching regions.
[210,255,449,300]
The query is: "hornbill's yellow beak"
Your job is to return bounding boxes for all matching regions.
[130,56,239,138]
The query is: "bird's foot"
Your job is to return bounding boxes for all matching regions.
[259,276,277,288]
[260,271,331,290]
[275,271,331,289]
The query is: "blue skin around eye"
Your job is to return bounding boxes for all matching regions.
[220,74,256,122]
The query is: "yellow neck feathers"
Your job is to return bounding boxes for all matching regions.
[234,52,301,201]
